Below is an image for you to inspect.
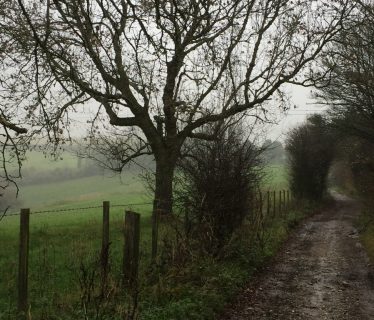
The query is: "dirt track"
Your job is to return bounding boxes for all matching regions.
[219,193,374,319]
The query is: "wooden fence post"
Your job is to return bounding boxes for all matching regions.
[101,201,110,294]
[18,208,30,317]
[259,191,263,216]
[267,191,270,217]
[283,190,286,213]
[279,191,282,216]
[152,199,159,261]
[273,191,276,217]
[287,190,290,209]
[123,211,140,289]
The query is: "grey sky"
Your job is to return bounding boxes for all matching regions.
[68,85,327,144]
[268,86,328,142]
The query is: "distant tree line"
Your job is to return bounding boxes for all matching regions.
[286,115,336,201]
[261,140,286,165]
[20,160,101,186]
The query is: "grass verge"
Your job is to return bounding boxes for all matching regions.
[356,207,374,263]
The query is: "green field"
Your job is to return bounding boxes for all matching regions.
[0,154,293,319]
[263,164,289,190]
[22,151,79,170]
[7,150,152,212]
[16,174,149,211]
[10,160,288,213]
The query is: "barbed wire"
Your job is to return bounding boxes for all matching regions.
[2,201,153,218]
[32,205,103,215]
[2,188,292,219]
[111,202,152,208]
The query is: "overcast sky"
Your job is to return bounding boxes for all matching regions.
[68,85,327,145]
[267,86,328,142]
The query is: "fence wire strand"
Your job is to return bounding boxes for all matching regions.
[2,202,154,218]
[2,189,291,219]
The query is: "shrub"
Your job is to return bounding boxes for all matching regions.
[286,114,335,201]
[175,126,263,255]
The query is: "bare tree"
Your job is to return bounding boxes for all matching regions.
[2,0,353,214]
[317,2,374,144]
[0,0,31,214]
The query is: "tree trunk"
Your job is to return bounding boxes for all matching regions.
[153,154,177,215]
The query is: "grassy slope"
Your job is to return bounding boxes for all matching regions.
[0,157,296,319]
[263,164,289,190]
[23,151,79,170]
[17,174,149,210]
[10,149,151,211]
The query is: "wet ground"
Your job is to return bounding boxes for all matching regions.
[219,194,374,319]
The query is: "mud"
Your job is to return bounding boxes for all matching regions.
[219,194,374,319]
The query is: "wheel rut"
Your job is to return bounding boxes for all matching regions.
[219,194,374,319]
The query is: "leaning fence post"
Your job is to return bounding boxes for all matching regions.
[18,208,30,317]
[152,199,159,261]
[101,201,110,294]
[123,211,140,289]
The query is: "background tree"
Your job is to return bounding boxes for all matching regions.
[261,139,285,165]
[286,114,336,201]
[1,0,353,214]
[317,2,374,144]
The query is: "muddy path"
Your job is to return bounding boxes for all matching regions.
[219,193,374,319]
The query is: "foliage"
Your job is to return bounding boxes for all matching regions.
[317,3,374,144]
[286,114,336,201]
[353,145,374,271]
[313,2,374,269]
[356,208,374,265]
[342,139,374,199]
[175,126,263,255]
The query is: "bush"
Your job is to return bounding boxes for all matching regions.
[175,127,263,255]
[286,114,335,201]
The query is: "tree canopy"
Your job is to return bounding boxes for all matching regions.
[0,0,354,212]
[317,2,374,144]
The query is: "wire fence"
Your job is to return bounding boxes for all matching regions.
[2,201,154,218]
[1,188,291,218]
[4,189,293,316]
